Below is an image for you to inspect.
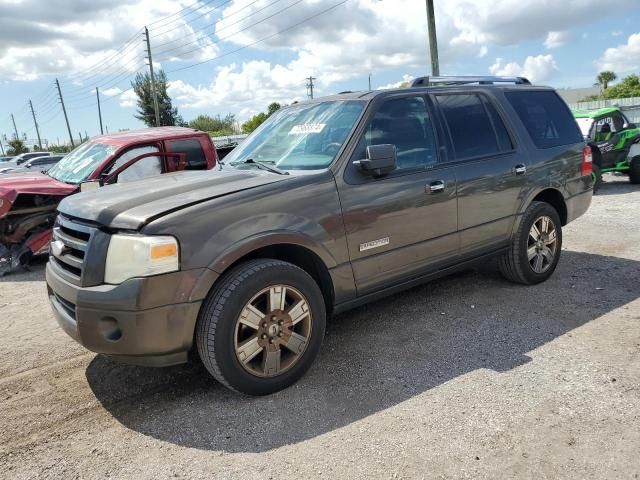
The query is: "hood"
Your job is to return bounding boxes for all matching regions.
[0,171,76,205]
[58,168,289,230]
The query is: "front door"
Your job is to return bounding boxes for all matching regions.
[337,95,458,295]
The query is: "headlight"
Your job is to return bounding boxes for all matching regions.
[104,234,179,284]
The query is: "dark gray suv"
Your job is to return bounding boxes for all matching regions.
[46,76,592,395]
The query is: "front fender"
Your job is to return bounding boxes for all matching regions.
[186,230,339,303]
[208,230,338,274]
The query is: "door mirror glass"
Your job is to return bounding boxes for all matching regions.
[355,144,397,176]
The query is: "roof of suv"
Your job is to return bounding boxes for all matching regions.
[298,83,554,104]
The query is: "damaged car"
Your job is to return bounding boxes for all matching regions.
[0,127,219,276]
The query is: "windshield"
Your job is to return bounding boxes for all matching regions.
[226,100,365,170]
[575,117,594,138]
[47,142,117,184]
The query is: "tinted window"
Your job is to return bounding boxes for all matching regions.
[505,91,582,148]
[483,98,513,151]
[167,139,207,170]
[356,96,436,171]
[437,94,500,159]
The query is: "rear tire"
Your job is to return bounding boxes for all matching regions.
[196,259,326,396]
[499,201,563,285]
[592,164,603,193]
[630,157,640,184]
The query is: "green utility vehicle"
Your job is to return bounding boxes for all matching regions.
[573,107,640,192]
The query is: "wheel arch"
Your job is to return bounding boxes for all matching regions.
[530,188,568,225]
[194,235,336,317]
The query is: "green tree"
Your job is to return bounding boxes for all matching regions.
[242,103,281,133]
[596,71,617,90]
[48,145,73,154]
[7,138,28,155]
[189,113,236,136]
[131,70,181,127]
[603,74,640,99]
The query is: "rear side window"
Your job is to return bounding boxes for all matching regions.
[167,139,207,170]
[436,94,508,159]
[505,91,582,149]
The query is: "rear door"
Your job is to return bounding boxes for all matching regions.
[433,92,524,255]
[338,94,458,295]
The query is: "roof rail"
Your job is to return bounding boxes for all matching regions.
[410,75,531,87]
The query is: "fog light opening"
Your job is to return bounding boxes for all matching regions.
[99,317,122,342]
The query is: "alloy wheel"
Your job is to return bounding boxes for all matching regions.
[527,215,558,274]
[234,285,312,378]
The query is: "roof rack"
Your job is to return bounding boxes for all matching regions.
[410,75,531,87]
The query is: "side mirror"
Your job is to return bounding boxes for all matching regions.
[354,144,397,176]
[80,180,101,193]
[624,122,637,129]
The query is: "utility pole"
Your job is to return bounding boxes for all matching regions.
[0,138,5,156]
[425,0,440,76]
[144,26,161,127]
[96,87,104,135]
[55,78,75,148]
[28,100,43,150]
[306,76,316,99]
[368,73,372,91]
[10,114,19,140]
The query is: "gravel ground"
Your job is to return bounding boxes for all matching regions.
[0,175,639,479]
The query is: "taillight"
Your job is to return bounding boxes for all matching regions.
[581,145,593,176]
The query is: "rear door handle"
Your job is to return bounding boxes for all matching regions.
[427,180,445,194]
[513,164,527,175]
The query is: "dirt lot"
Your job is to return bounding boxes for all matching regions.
[0,176,639,479]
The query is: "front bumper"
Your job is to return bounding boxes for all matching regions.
[46,262,204,366]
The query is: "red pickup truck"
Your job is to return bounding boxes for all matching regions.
[0,127,218,275]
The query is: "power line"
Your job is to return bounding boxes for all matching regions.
[152,0,267,50]
[166,0,350,74]
[156,0,307,62]
[150,0,235,37]
[147,0,234,32]
[154,0,286,59]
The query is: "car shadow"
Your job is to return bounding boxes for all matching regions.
[85,250,639,453]
[596,174,639,196]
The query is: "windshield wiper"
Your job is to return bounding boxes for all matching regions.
[240,158,289,175]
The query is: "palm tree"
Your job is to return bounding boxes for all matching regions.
[7,138,27,155]
[597,71,617,91]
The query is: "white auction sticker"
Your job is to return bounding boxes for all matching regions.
[289,123,326,135]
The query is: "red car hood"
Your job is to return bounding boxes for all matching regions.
[0,172,76,215]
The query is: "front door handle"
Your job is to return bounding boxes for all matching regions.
[427,180,445,194]
[513,164,527,175]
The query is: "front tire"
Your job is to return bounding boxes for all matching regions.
[499,201,563,285]
[196,259,326,395]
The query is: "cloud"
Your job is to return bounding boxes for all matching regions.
[0,0,220,81]
[101,87,123,97]
[611,30,624,37]
[597,32,640,74]
[544,31,569,49]
[490,54,559,82]
[119,89,137,108]
[377,75,415,90]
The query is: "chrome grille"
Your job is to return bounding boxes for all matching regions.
[50,216,96,284]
